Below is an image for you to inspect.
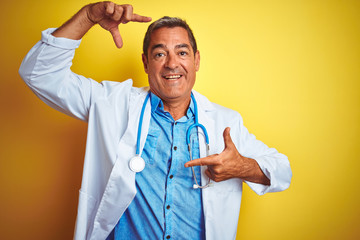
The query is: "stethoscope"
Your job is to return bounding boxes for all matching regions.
[128,91,213,189]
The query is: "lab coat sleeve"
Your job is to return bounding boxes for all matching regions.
[235,113,292,195]
[19,28,101,122]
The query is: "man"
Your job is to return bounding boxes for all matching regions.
[19,2,292,240]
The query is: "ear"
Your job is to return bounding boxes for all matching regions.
[142,53,149,74]
[195,50,200,72]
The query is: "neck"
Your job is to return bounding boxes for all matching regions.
[163,97,191,121]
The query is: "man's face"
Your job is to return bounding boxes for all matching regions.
[142,27,200,104]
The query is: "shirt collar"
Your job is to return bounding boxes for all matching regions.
[149,92,195,122]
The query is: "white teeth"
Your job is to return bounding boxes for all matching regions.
[164,75,181,79]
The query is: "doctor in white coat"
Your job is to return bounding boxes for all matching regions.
[19,2,292,239]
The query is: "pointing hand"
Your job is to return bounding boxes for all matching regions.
[185,127,270,185]
[184,127,245,182]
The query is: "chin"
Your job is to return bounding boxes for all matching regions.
[162,88,190,100]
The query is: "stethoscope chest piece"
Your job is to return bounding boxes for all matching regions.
[129,156,145,173]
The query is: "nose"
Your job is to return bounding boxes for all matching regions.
[164,52,179,70]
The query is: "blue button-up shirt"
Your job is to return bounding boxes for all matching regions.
[109,92,205,240]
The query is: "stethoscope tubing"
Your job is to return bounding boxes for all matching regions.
[136,92,151,155]
[133,91,212,188]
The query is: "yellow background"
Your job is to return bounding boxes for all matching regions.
[1,0,359,239]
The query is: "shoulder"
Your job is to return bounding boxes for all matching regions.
[92,79,149,101]
[193,90,242,123]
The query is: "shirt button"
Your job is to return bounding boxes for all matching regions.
[174,146,177,151]
[174,122,178,125]
[169,175,173,179]
[166,235,171,239]
[166,205,170,209]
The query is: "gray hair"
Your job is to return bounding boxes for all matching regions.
[143,16,197,58]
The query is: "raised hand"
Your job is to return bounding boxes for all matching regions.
[52,2,151,48]
[86,2,152,47]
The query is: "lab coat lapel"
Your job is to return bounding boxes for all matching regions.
[193,91,220,240]
[90,89,151,240]
[194,91,243,240]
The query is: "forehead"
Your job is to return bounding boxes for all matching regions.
[149,27,191,48]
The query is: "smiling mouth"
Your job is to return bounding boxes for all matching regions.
[163,74,182,80]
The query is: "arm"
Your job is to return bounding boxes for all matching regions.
[19,2,151,120]
[185,119,292,194]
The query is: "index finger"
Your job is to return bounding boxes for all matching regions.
[184,156,218,168]
[131,13,152,23]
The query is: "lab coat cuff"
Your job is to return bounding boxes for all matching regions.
[245,156,273,195]
[41,28,82,50]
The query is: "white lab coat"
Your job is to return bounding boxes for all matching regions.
[19,29,292,240]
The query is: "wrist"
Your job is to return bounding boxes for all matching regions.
[83,4,98,25]
[236,155,255,179]
[239,156,270,185]
[52,6,95,40]
[78,5,96,29]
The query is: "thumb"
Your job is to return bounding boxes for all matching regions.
[109,27,123,48]
[223,127,234,150]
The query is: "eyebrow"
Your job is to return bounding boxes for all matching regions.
[150,43,191,53]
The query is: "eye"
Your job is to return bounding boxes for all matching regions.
[153,51,166,59]
[154,52,166,58]
[179,51,188,56]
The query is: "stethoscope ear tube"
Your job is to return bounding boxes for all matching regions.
[189,143,213,189]
[187,94,212,189]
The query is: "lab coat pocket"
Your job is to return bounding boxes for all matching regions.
[75,190,98,240]
[141,129,160,165]
[213,178,243,193]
